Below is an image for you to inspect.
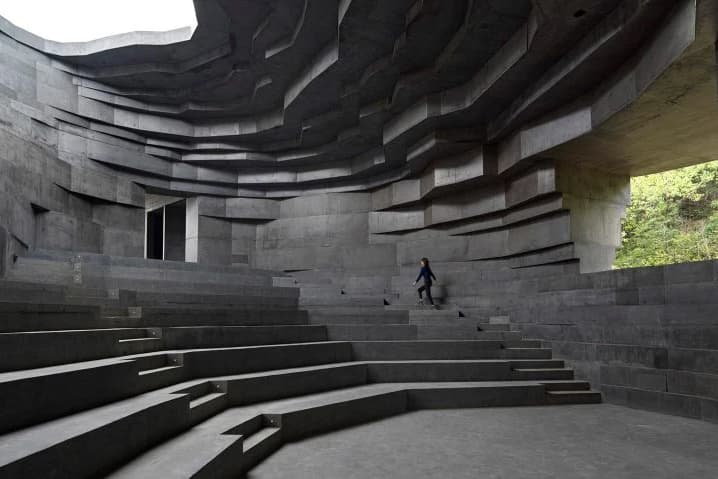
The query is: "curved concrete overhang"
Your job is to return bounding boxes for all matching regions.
[544,0,718,176]
[0,0,708,199]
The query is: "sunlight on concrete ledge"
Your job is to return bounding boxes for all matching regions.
[0,0,197,42]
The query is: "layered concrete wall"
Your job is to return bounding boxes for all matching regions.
[511,261,718,422]
[0,0,714,429]
[0,33,146,260]
[0,0,707,273]
[254,193,396,271]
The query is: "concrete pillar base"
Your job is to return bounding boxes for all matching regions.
[556,161,630,273]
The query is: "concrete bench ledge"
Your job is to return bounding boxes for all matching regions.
[0,325,332,372]
[106,380,597,478]
[23,250,285,276]
[0,357,593,479]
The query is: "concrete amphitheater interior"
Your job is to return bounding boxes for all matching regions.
[0,0,717,477]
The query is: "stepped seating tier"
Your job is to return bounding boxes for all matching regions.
[1,352,597,478]
[0,252,602,477]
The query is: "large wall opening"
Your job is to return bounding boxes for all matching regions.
[164,201,187,261]
[145,195,186,261]
[0,0,196,43]
[614,160,718,269]
[146,209,164,260]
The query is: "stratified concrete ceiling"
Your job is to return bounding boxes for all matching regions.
[0,0,709,197]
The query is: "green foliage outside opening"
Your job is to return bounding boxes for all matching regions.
[614,160,718,268]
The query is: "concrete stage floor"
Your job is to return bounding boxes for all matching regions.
[247,404,718,478]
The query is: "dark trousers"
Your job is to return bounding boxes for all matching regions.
[417,282,434,305]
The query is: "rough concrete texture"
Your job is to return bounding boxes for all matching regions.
[0,258,603,477]
[0,1,717,475]
[285,256,718,423]
[249,405,718,479]
[510,260,718,423]
[0,0,708,270]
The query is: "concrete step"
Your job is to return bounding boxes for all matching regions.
[159,325,328,349]
[203,360,580,402]
[0,338,564,436]
[138,364,184,377]
[512,368,575,380]
[0,335,588,478]
[0,389,193,478]
[16,249,282,277]
[137,355,186,389]
[299,295,389,307]
[131,308,310,327]
[540,380,591,391]
[132,287,299,303]
[0,342,355,434]
[0,342,352,432]
[323,324,525,341]
[189,391,229,424]
[385,303,452,311]
[9,259,278,289]
[308,312,410,325]
[299,286,393,297]
[408,314,469,325]
[134,296,299,309]
[351,341,552,360]
[503,347,553,358]
[508,359,566,369]
[0,328,152,371]
[107,422,247,479]
[545,389,602,404]
[326,324,417,340]
[364,360,529,383]
[0,302,101,332]
[116,336,163,355]
[417,327,522,340]
[241,427,283,473]
[393,287,447,299]
[105,377,593,477]
[304,305,398,314]
[0,281,115,303]
[0,325,330,371]
[106,413,280,479]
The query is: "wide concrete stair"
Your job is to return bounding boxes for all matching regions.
[388,259,581,317]
[0,254,601,478]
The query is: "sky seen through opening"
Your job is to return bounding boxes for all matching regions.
[0,0,197,42]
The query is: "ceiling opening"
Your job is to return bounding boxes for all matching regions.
[0,0,197,43]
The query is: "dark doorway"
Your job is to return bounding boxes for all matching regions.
[146,208,164,259]
[164,200,186,261]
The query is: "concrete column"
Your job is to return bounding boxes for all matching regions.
[185,197,199,263]
[556,161,630,273]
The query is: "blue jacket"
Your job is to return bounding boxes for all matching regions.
[415,266,437,284]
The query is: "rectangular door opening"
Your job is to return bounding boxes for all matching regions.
[146,208,164,260]
[145,194,186,261]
